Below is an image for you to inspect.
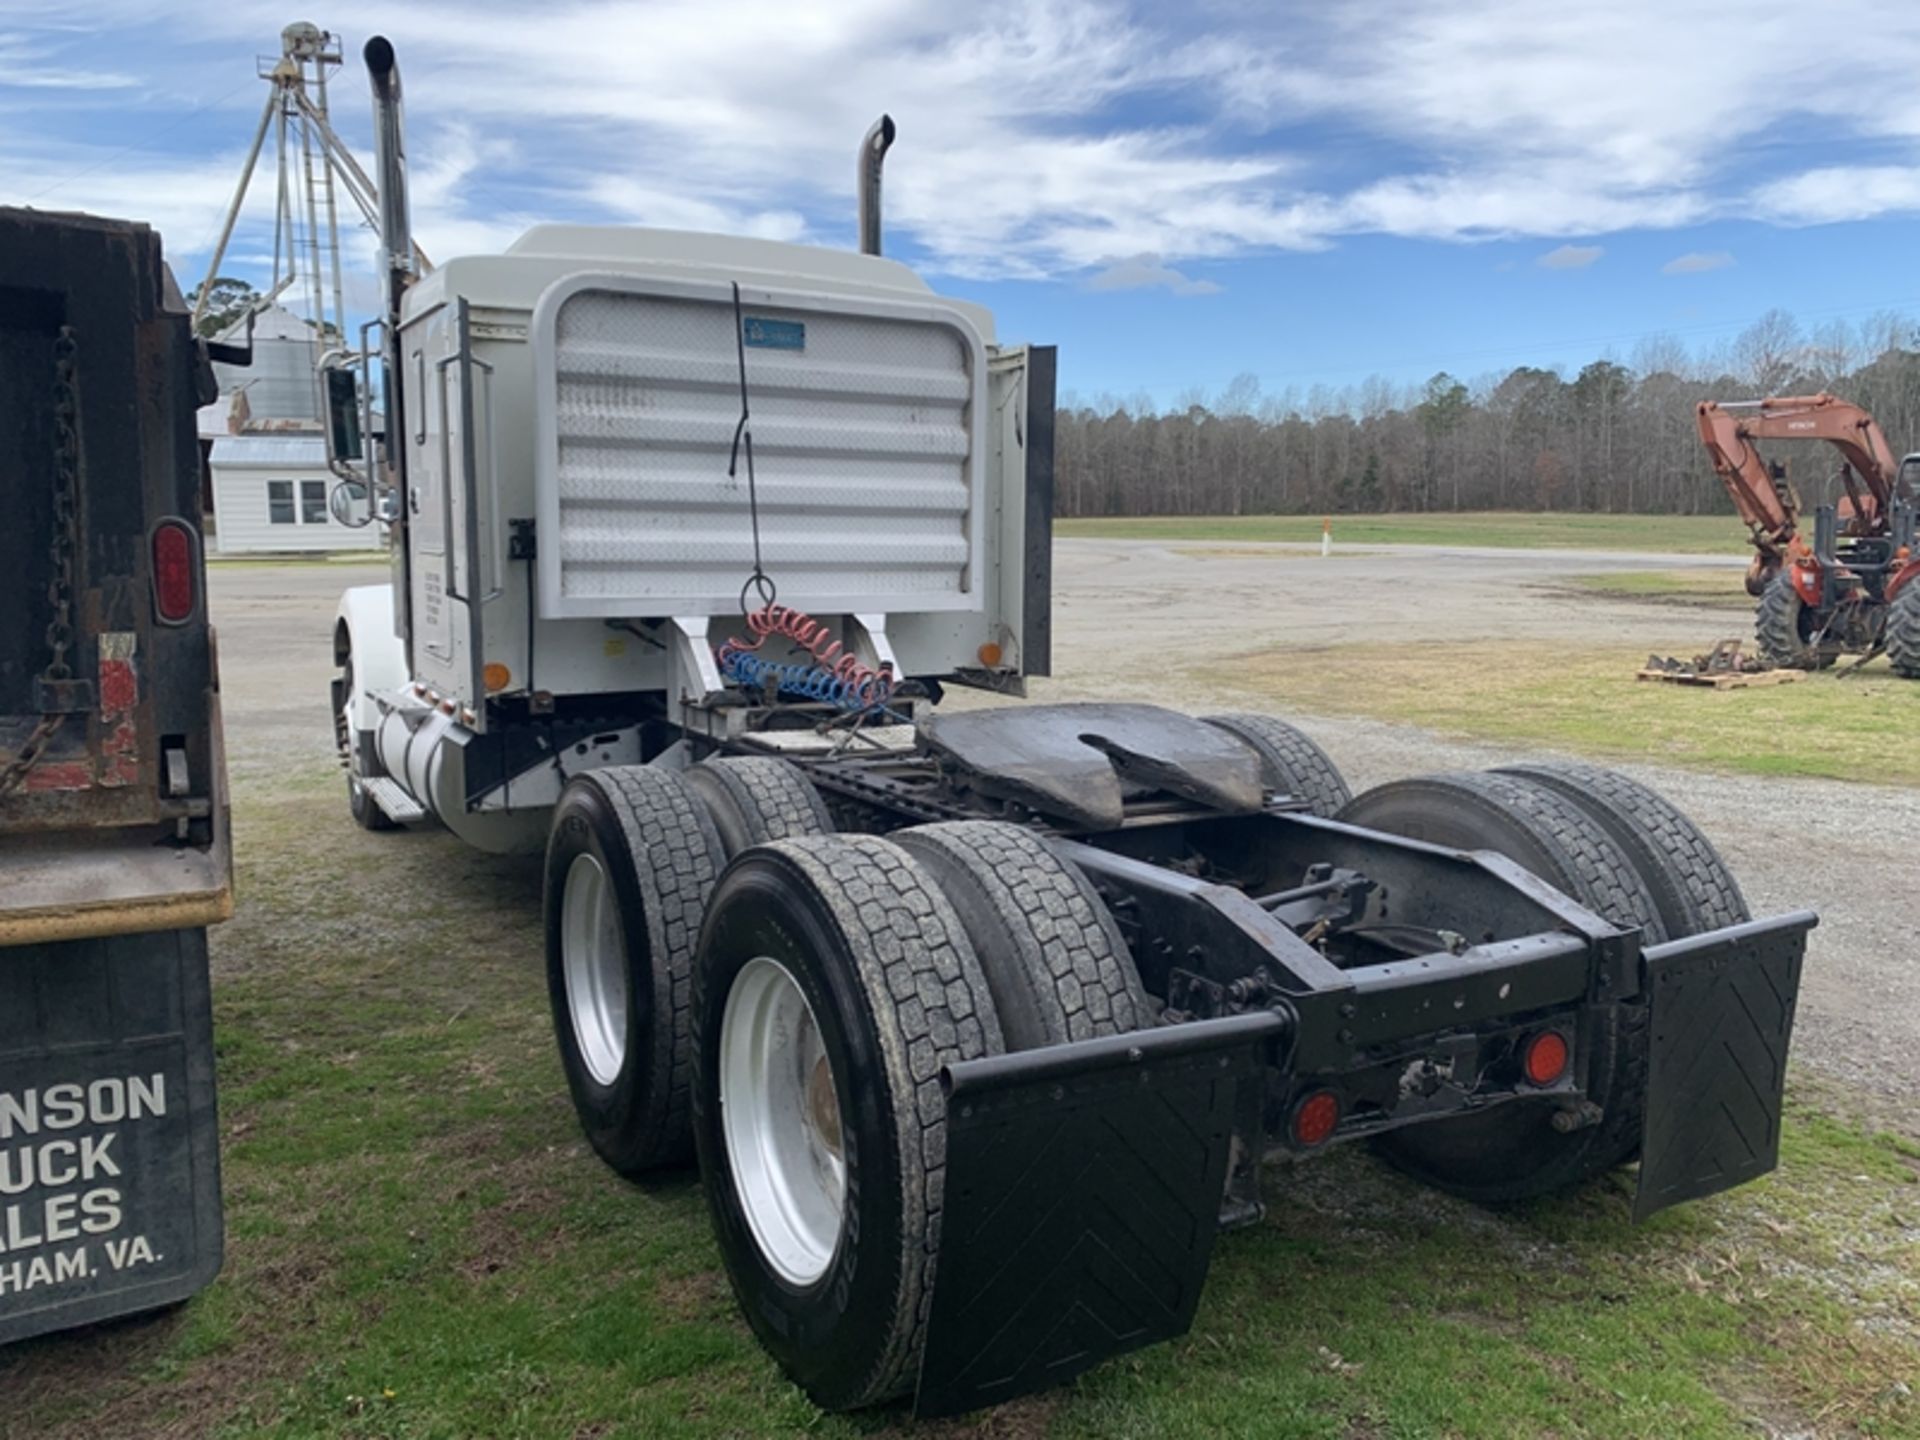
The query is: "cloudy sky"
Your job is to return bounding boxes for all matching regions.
[6,0,1920,402]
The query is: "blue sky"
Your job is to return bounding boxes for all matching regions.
[6,1,1920,408]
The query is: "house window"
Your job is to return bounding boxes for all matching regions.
[301,479,328,524]
[268,479,295,524]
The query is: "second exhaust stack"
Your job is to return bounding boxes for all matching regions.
[858,115,896,256]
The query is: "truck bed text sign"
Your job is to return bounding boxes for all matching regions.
[0,1071,174,1298]
[0,930,223,1345]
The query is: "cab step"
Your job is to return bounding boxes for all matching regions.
[363,775,427,823]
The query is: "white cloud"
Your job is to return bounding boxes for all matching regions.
[1537,243,1604,270]
[0,143,262,252]
[0,34,136,89]
[1753,166,1920,224]
[1086,256,1222,295]
[1338,170,1703,242]
[586,177,810,244]
[1662,250,1734,274]
[6,0,1920,284]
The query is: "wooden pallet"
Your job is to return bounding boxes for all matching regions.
[1635,666,1805,690]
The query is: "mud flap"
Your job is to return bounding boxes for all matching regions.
[914,1010,1287,1418]
[0,928,224,1345]
[1634,911,1816,1222]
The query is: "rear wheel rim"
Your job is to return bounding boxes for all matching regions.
[720,956,846,1287]
[562,853,627,1086]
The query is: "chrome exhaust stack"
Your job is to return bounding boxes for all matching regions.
[362,35,416,656]
[857,114,896,256]
[364,35,414,326]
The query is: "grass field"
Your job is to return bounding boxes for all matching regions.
[3,760,1918,1439]
[1566,571,1754,609]
[1057,513,1749,554]
[205,553,386,568]
[1209,641,1920,787]
[214,515,1747,565]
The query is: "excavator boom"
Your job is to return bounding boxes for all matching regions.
[1695,393,1903,589]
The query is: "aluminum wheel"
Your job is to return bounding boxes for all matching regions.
[720,956,847,1286]
[561,852,627,1087]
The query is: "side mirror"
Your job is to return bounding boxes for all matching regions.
[324,366,363,465]
[328,479,370,527]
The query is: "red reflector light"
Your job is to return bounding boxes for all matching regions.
[1523,1030,1570,1087]
[153,521,196,623]
[1291,1090,1341,1147]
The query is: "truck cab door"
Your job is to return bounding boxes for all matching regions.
[402,304,459,683]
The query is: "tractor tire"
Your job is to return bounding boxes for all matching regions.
[692,836,1004,1411]
[545,766,723,1176]
[1335,772,1666,1204]
[1202,712,1352,817]
[684,755,835,859]
[1754,573,1836,670]
[1888,582,1920,679]
[1494,763,1749,939]
[894,820,1151,1049]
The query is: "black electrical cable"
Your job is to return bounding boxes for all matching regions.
[728,281,777,615]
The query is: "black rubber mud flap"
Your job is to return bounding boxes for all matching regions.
[913,1011,1287,1418]
[1634,910,1816,1222]
[0,928,224,1345]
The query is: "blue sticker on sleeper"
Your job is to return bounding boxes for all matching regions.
[743,316,805,351]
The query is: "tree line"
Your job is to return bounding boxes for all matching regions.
[1054,308,1920,517]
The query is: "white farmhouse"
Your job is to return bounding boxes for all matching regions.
[199,305,383,555]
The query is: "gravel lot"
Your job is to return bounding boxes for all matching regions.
[210,539,1920,1113]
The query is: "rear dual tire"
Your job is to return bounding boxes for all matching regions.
[695,826,1150,1409]
[548,769,1149,1409]
[1493,762,1749,937]
[545,767,723,1175]
[894,821,1151,1048]
[1338,771,1666,1202]
[692,836,1004,1411]
[1202,712,1352,818]
[546,757,833,1177]
[1341,765,1748,1203]
[684,756,835,858]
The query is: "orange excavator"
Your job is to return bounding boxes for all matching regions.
[1695,393,1920,675]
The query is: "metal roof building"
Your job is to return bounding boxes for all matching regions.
[210,305,324,425]
[207,434,383,555]
[197,304,382,554]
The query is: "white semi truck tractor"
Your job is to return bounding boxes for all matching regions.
[328,37,1815,1418]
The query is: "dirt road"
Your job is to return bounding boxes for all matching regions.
[209,539,1920,1111]
[1048,537,1740,656]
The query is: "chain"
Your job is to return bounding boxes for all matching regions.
[1,327,82,800]
[44,329,80,684]
[0,714,64,798]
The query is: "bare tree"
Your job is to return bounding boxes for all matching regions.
[1733,309,1806,395]
[1051,307,1920,520]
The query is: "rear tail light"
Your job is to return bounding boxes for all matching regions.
[1522,1030,1570,1087]
[1290,1089,1342,1147]
[152,519,198,624]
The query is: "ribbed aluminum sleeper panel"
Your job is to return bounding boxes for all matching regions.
[532,274,987,619]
